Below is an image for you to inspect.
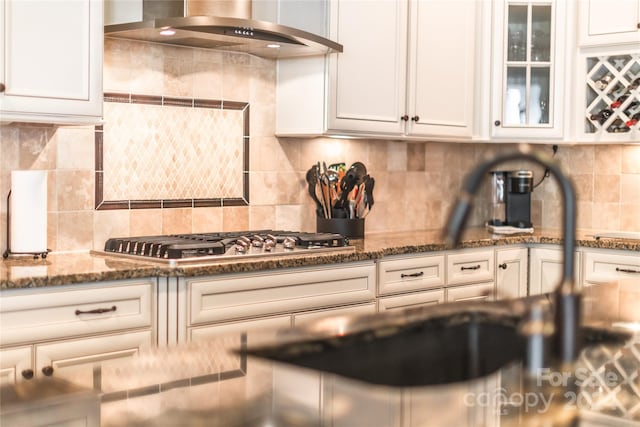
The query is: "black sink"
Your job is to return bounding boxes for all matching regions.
[246,304,632,388]
[247,311,524,387]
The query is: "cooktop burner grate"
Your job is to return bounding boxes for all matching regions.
[103,230,350,261]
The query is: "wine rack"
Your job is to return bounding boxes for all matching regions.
[584,53,640,134]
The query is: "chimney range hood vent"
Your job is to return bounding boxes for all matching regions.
[104,0,343,59]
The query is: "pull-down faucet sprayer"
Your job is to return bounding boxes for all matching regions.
[443,144,581,366]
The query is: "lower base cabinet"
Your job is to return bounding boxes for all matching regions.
[0,278,156,388]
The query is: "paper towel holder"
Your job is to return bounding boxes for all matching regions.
[3,191,50,260]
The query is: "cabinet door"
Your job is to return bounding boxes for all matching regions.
[35,330,153,391]
[529,247,581,295]
[496,247,528,298]
[407,0,476,138]
[446,282,495,302]
[326,0,408,134]
[579,0,640,47]
[490,0,566,139]
[0,346,32,385]
[0,0,102,124]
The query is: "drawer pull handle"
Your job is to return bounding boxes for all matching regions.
[21,369,34,380]
[616,267,640,274]
[461,265,481,271]
[498,263,508,270]
[41,366,54,376]
[401,271,424,278]
[75,305,117,315]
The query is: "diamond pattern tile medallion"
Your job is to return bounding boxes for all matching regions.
[95,93,249,210]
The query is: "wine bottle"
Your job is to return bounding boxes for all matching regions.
[610,94,629,109]
[629,77,640,91]
[590,108,613,124]
[607,118,631,133]
[625,112,640,127]
[594,74,613,90]
[623,102,640,127]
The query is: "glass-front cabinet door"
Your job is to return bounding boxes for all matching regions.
[491,0,567,139]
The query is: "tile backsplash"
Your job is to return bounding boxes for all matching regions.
[1,39,640,253]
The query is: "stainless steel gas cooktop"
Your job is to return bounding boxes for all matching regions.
[98,230,354,265]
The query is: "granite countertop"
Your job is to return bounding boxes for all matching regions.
[2,228,640,290]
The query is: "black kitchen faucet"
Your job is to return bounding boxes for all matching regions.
[443,143,581,367]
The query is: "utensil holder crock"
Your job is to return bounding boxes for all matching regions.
[317,217,364,239]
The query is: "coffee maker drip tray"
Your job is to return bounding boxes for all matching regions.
[486,224,534,235]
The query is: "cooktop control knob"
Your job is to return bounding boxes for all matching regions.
[283,237,296,250]
[251,235,264,248]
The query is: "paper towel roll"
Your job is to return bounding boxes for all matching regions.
[10,170,47,254]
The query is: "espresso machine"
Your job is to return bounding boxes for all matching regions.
[487,170,533,233]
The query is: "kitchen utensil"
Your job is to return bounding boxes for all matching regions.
[306,165,325,218]
[316,162,328,218]
[361,176,375,218]
[321,174,332,219]
[355,182,366,218]
[335,162,367,210]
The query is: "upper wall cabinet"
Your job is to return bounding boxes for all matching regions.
[0,0,103,125]
[489,0,568,140]
[579,0,640,47]
[275,0,477,141]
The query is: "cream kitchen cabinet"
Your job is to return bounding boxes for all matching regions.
[446,283,495,303]
[376,248,496,312]
[488,0,569,140]
[0,0,103,124]
[496,247,528,299]
[529,246,582,295]
[378,289,444,312]
[276,0,477,140]
[0,278,156,387]
[0,346,31,385]
[582,248,640,287]
[579,0,640,47]
[180,262,377,343]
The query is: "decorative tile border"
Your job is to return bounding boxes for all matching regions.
[95,93,249,210]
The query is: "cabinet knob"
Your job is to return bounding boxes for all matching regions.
[637,23,640,29]
[494,120,501,126]
[401,115,409,121]
[0,83,5,93]
[41,366,54,376]
[411,116,420,122]
[499,263,508,270]
[21,369,34,380]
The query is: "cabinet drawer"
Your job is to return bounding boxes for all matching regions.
[188,263,376,325]
[378,289,444,312]
[446,249,494,285]
[583,250,640,285]
[378,255,445,295]
[293,303,376,326]
[446,282,494,303]
[0,279,155,346]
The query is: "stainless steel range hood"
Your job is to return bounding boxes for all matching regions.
[104,0,343,59]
